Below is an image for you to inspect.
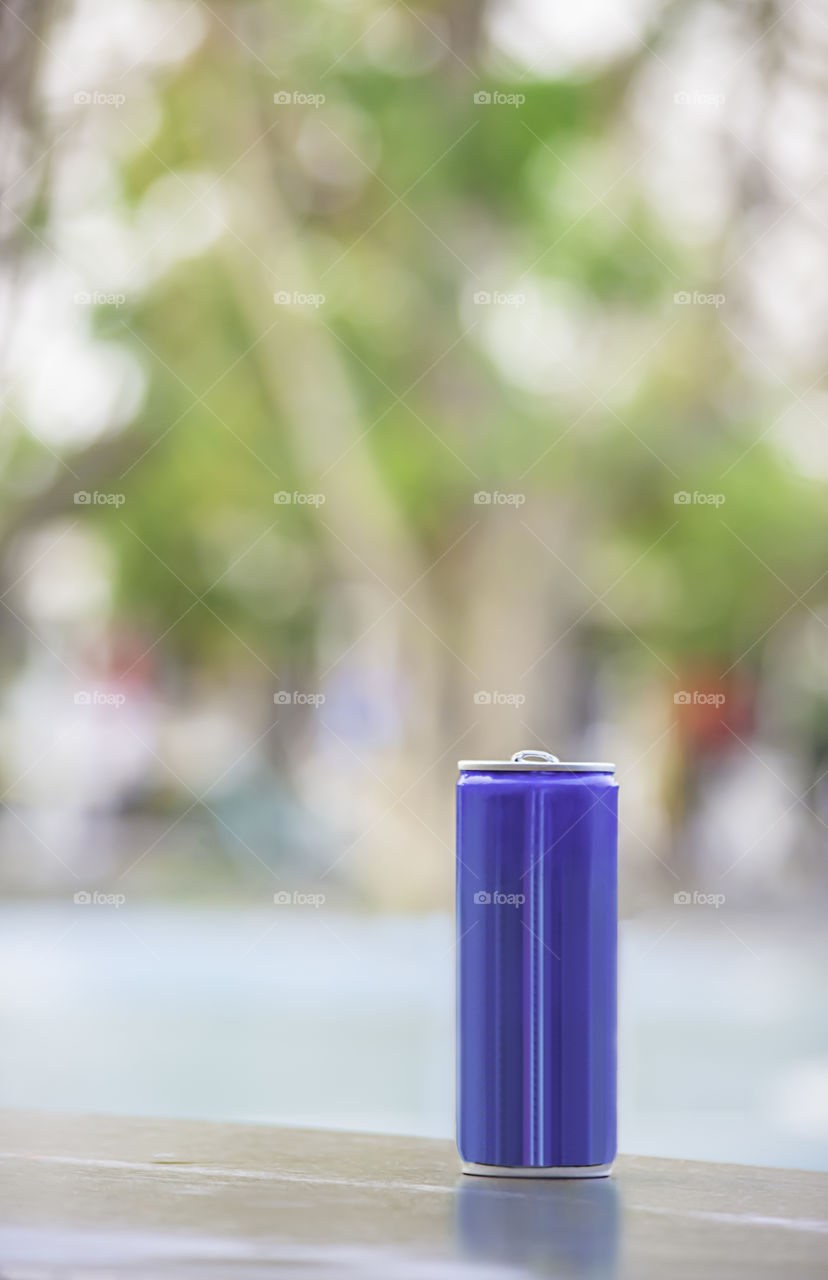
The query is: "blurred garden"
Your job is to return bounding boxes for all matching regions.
[2,0,827,909]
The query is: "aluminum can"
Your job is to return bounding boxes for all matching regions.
[456,749,618,1177]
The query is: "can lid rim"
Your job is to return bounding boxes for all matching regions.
[458,760,616,773]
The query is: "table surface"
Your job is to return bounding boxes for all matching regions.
[1,1111,826,1279]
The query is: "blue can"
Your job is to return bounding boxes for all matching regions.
[456,749,618,1177]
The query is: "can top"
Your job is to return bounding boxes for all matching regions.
[458,749,615,773]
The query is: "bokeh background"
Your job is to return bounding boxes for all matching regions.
[1,0,827,1169]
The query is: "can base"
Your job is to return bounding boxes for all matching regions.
[460,1161,613,1179]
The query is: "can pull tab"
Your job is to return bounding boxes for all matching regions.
[510,750,560,764]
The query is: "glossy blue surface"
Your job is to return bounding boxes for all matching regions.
[456,769,618,1169]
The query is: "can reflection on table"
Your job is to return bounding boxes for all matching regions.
[456,749,618,1177]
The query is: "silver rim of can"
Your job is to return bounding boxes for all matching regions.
[460,1160,613,1178]
[457,749,615,773]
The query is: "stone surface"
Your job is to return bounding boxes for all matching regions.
[1,1110,826,1278]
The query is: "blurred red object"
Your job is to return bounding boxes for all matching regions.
[673,665,756,753]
